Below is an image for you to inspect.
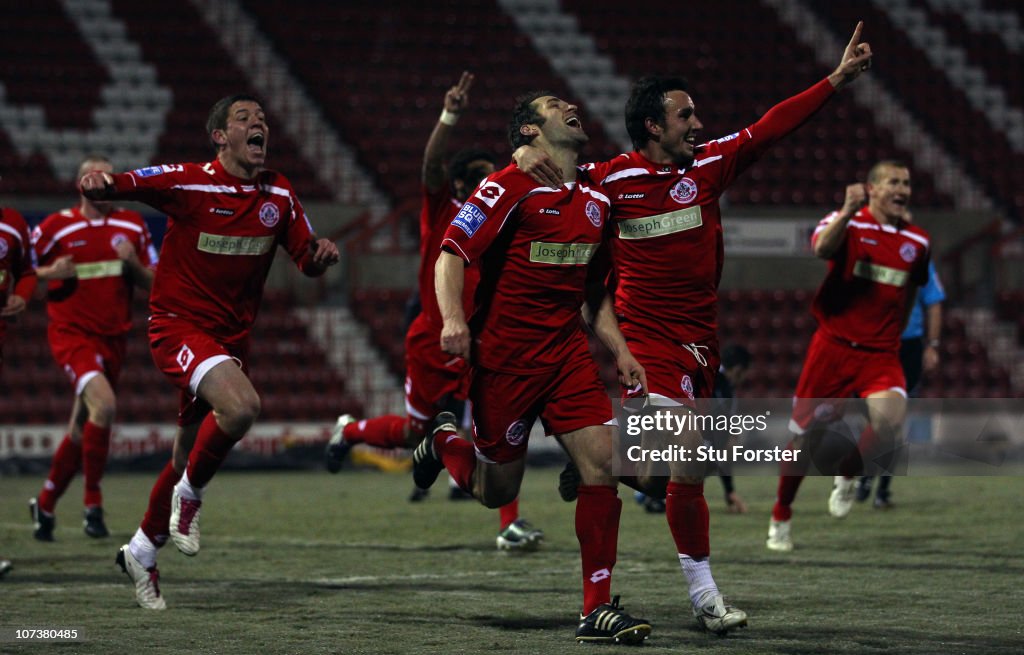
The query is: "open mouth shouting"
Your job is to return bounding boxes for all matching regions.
[247,132,266,156]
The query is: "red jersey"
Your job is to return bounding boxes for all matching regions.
[417,184,479,328]
[0,207,37,346]
[442,164,611,374]
[108,159,318,344]
[810,206,929,351]
[589,78,837,344]
[32,206,157,336]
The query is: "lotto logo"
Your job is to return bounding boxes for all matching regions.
[589,568,610,584]
[474,180,506,208]
[177,345,195,371]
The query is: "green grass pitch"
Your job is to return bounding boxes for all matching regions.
[1,470,1022,654]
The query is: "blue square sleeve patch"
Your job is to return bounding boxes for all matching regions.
[452,203,487,237]
[133,166,165,178]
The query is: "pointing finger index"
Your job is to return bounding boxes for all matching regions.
[847,21,863,49]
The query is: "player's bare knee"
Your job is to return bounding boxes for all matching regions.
[88,397,116,427]
[636,474,668,498]
[217,394,261,437]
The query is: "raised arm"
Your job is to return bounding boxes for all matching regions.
[813,183,865,259]
[422,71,474,193]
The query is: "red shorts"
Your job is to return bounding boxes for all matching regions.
[148,316,249,426]
[48,324,126,395]
[404,314,470,434]
[622,324,719,406]
[469,333,612,464]
[791,330,906,432]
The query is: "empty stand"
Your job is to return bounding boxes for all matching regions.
[806,0,1023,220]
[561,0,953,210]
[241,0,620,203]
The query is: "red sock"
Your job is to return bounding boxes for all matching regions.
[38,435,82,513]
[773,477,804,521]
[140,461,182,546]
[772,440,808,521]
[576,485,621,616]
[433,429,475,492]
[81,421,111,508]
[343,415,408,449]
[499,497,519,530]
[186,414,239,488]
[665,482,709,558]
[837,424,874,477]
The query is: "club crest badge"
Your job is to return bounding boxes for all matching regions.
[680,375,695,400]
[505,419,528,446]
[670,177,698,205]
[259,202,280,228]
[585,200,602,227]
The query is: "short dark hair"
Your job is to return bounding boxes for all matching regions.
[625,75,689,150]
[448,148,496,187]
[206,93,263,152]
[721,344,752,370]
[507,90,553,150]
[867,160,910,184]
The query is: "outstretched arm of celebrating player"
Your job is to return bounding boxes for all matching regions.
[422,71,474,193]
[726,22,872,179]
[813,183,865,259]
[436,250,471,360]
[582,291,648,394]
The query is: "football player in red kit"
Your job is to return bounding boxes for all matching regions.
[767,161,927,551]
[1,201,36,582]
[323,73,542,550]
[0,205,36,367]
[29,155,157,541]
[81,94,340,609]
[415,91,651,644]
[517,22,873,635]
